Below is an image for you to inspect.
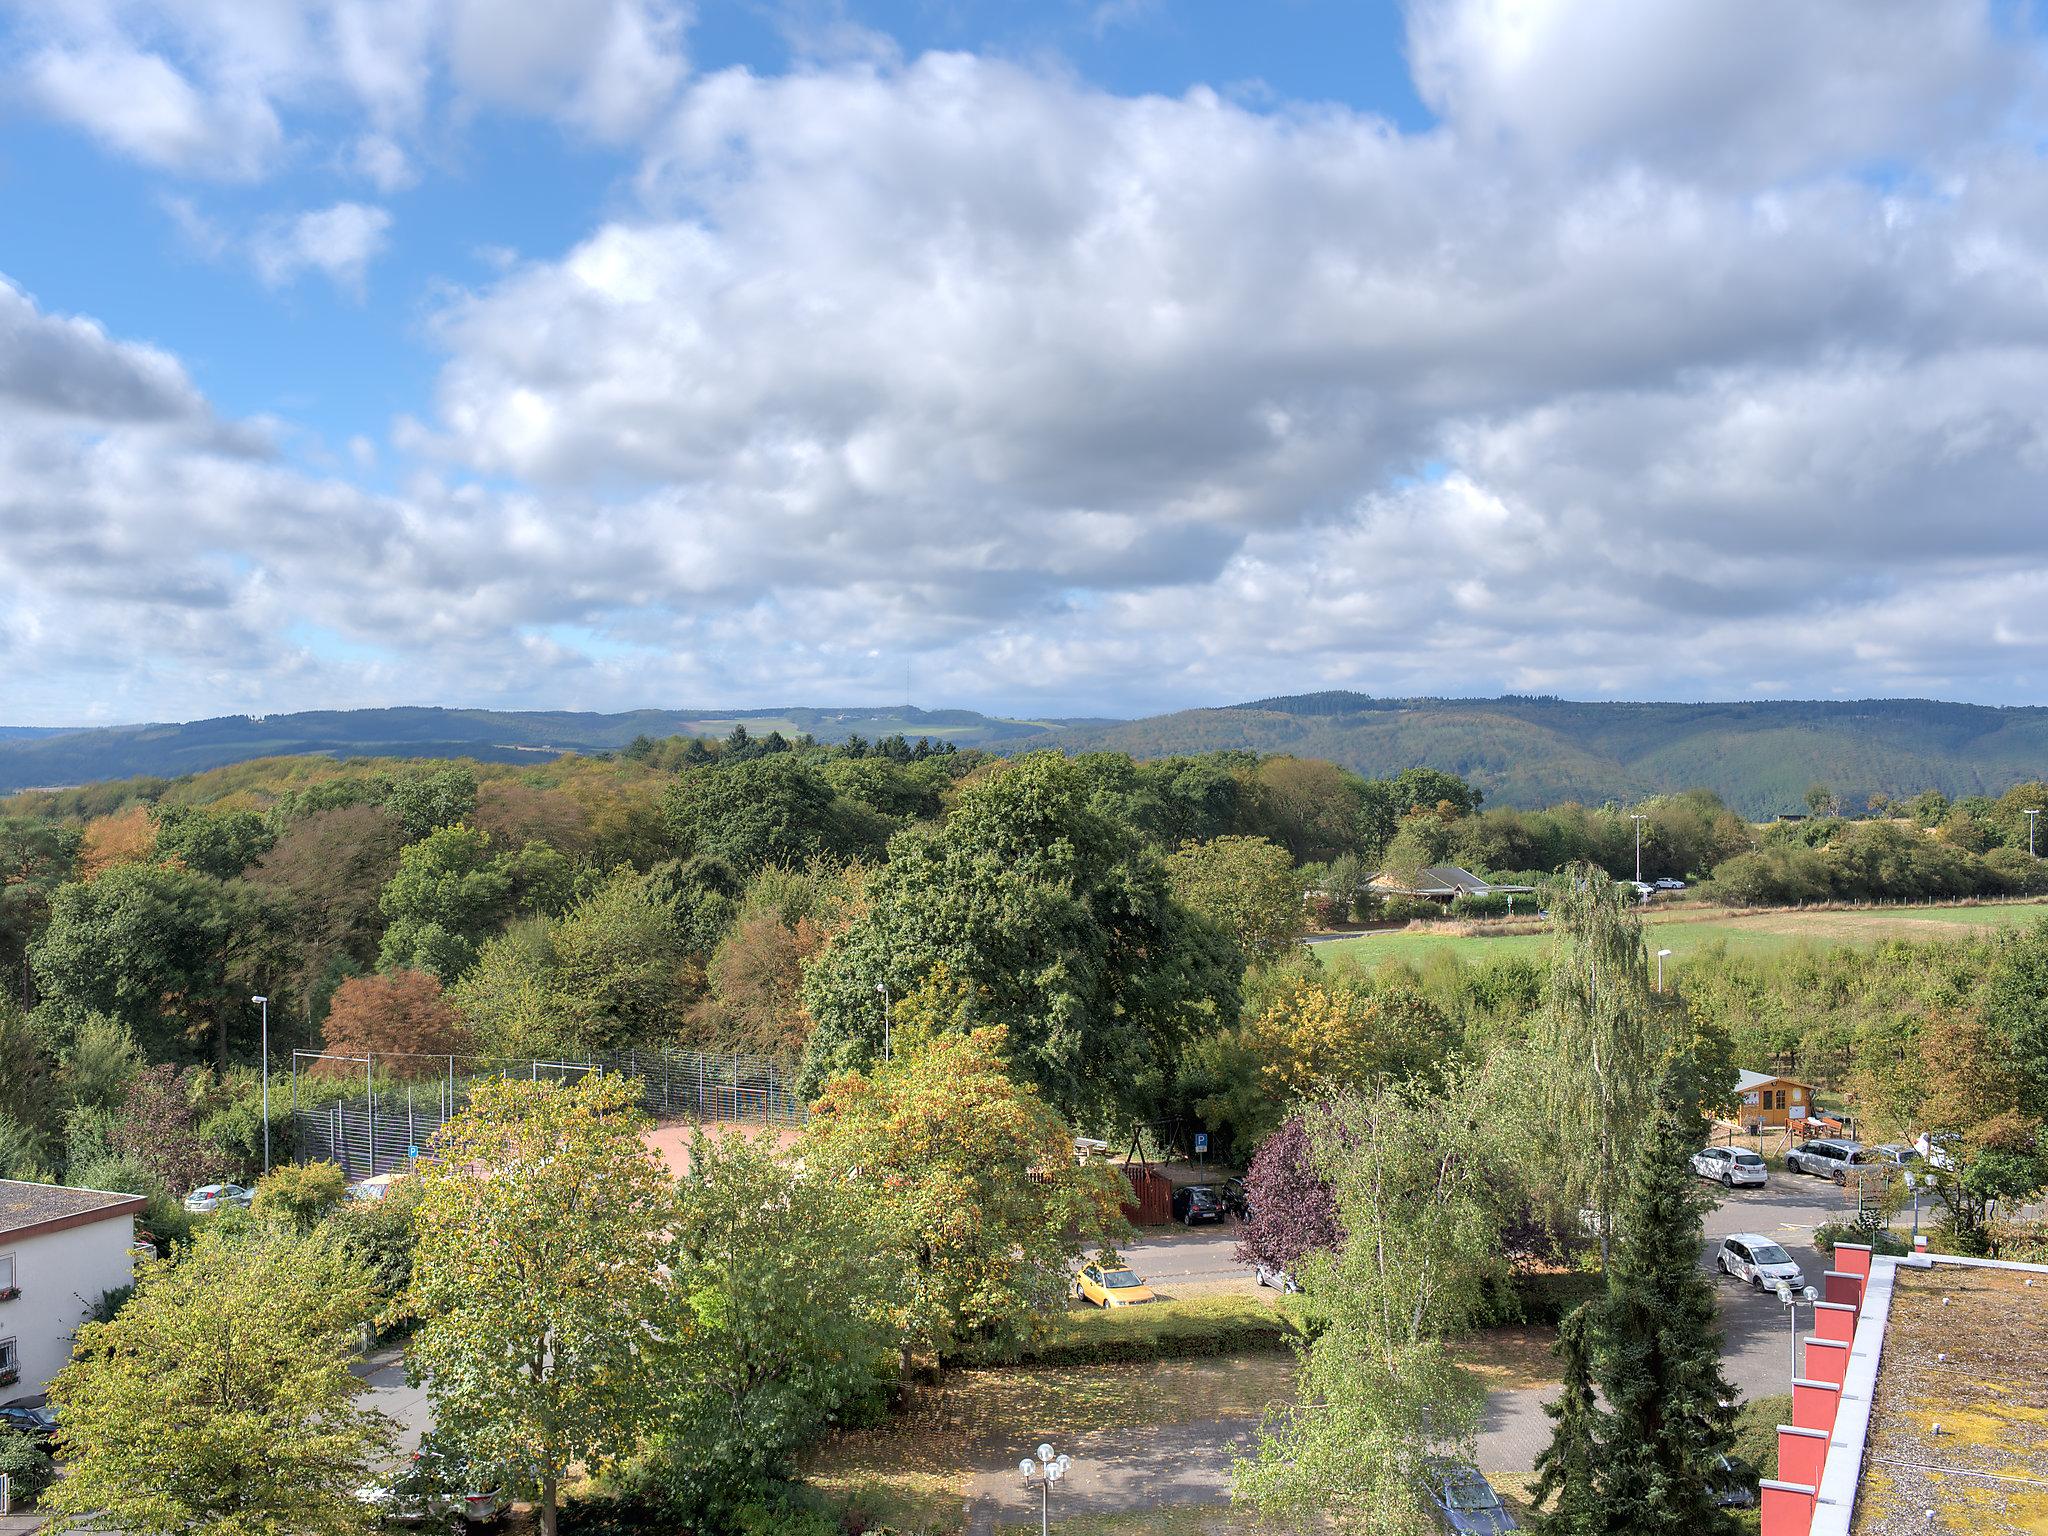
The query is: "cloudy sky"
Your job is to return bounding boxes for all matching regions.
[4,0,2047,726]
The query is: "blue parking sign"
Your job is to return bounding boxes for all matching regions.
[1194,1132,1209,1154]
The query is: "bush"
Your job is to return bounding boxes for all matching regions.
[0,1428,56,1506]
[1448,892,1512,919]
[1811,1224,1907,1257]
[1732,1394,1791,1481]
[252,1161,347,1229]
[953,1291,1300,1367]
[1381,896,1447,924]
[1473,1268,1606,1327]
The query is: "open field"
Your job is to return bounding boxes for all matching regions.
[1319,898,2048,971]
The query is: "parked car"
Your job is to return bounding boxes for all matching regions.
[1690,1146,1768,1187]
[1710,1452,1760,1508]
[1171,1183,1226,1225]
[1623,880,1655,899]
[1865,1143,1922,1172]
[182,1183,253,1214]
[354,1437,508,1527]
[1653,878,1687,891]
[1252,1260,1300,1293]
[1785,1139,1864,1182]
[1072,1260,1157,1308]
[1420,1456,1520,1532]
[0,1404,58,1444]
[1715,1233,1807,1293]
[347,1172,402,1202]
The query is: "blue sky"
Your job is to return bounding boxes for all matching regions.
[5,1,2048,725]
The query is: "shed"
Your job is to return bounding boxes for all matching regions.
[1732,1069,1819,1133]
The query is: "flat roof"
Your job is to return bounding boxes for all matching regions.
[0,1179,148,1243]
[1850,1261,2048,1532]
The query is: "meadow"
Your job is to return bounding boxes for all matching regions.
[1318,896,2048,971]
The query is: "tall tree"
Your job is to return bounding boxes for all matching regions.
[408,1074,674,1536]
[662,756,884,875]
[47,1224,390,1536]
[0,816,80,1008]
[1538,1076,1739,1536]
[1534,865,1668,1265]
[801,752,1242,1130]
[1236,1074,1504,1533]
[1529,1305,1602,1536]
[376,825,511,981]
[321,970,471,1068]
[149,804,276,880]
[1163,834,1305,967]
[801,1028,1128,1358]
[653,1133,899,1517]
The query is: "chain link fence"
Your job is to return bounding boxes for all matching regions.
[290,1046,805,1180]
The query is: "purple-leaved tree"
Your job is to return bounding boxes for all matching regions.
[1234,1111,1343,1272]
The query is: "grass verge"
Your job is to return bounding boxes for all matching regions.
[953,1291,1303,1368]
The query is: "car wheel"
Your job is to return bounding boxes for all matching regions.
[1723,1172,1734,1187]
[1833,1170,1847,1186]
[1751,1273,1764,1291]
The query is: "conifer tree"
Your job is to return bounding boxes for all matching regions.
[1529,1304,1602,1536]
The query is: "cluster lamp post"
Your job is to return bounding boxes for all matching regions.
[1776,1279,1820,1377]
[1019,1444,1071,1536]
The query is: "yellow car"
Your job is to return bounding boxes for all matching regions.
[1072,1260,1157,1307]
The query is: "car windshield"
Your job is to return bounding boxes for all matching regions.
[1100,1270,1143,1288]
[1750,1242,1792,1266]
[1733,1153,1764,1166]
[1187,1187,1218,1203]
[1439,1469,1500,1510]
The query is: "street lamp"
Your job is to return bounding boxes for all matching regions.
[1905,1168,1922,1243]
[1776,1279,1819,1377]
[874,981,891,1064]
[1019,1444,1071,1536]
[2027,808,2040,858]
[251,995,270,1174]
[1656,948,1673,993]
[1630,813,1648,883]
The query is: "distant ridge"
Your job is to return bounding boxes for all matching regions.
[0,705,1090,793]
[1044,691,2048,817]
[2,693,2042,817]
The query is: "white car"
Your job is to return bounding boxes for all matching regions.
[182,1183,253,1214]
[1715,1233,1806,1293]
[1691,1147,1768,1188]
[1253,1261,1300,1293]
[1624,880,1655,899]
[1653,878,1687,891]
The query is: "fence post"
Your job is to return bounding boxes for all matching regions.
[334,1101,345,1177]
[407,1087,416,1162]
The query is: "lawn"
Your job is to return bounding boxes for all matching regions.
[1318,898,2048,972]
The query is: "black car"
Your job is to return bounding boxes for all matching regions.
[1222,1177,1251,1220]
[1171,1183,1225,1225]
[0,1403,58,1443]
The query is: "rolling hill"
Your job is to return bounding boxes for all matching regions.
[3,694,2043,816]
[0,705,1085,793]
[1046,693,2048,816]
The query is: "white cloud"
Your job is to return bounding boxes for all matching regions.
[251,203,395,295]
[14,9,2048,722]
[21,42,283,179]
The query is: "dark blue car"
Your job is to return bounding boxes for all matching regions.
[1421,1457,1520,1533]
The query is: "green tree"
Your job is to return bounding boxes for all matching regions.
[47,1223,390,1536]
[1163,834,1304,966]
[1982,919,2048,1120]
[383,765,479,841]
[1529,1306,1602,1536]
[1533,866,1668,1265]
[652,1133,898,1516]
[32,862,286,1068]
[253,1159,348,1230]
[408,1074,674,1536]
[1235,1072,1503,1532]
[1533,1076,1739,1536]
[376,825,511,981]
[0,815,80,1008]
[801,752,1241,1129]
[662,756,885,875]
[801,1028,1128,1357]
[150,804,276,880]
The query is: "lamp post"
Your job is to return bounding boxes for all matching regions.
[1776,1280,1819,1377]
[252,995,270,1174]
[2028,808,2040,858]
[1905,1168,1921,1243]
[1656,948,1672,993]
[1018,1444,1071,1536]
[1630,813,1648,883]
[875,981,891,1064]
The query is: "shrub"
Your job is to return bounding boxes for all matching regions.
[952,1291,1300,1367]
[1381,896,1446,924]
[1473,1269,1606,1327]
[0,1428,57,1506]
[1811,1224,1907,1257]
[253,1161,347,1229]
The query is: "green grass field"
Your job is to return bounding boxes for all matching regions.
[1318,898,2048,971]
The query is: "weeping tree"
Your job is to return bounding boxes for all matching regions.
[1534,865,1669,1266]
[1234,1070,1508,1533]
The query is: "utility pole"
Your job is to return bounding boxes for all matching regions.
[1630,813,1648,883]
[2028,808,2040,858]
[252,995,271,1174]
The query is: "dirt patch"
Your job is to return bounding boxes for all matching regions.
[639,1117,801,1176]
[1456,1325,1563,1392]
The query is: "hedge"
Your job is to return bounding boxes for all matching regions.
[953,1292,1302,1367]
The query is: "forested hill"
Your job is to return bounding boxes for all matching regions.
[1046,693,2048,817]
[0,705,1085,793]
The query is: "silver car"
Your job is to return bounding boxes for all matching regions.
[182,1182,254,1214]
[1715,1233,1806,1293]
[1691,1147,1767,1187]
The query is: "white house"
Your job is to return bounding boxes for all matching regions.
[0,1180,146,1403]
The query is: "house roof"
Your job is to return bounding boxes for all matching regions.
[0,1180,148,1243]
[1369,865,1536,897]
[1734,1069,1811,1093]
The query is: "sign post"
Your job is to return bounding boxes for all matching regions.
[1194,1131,1208,1170]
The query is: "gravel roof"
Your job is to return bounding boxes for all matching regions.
[0,1179,146,1240]
[1851,1263,2048,1533]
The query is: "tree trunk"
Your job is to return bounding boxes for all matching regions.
[542,1470,558,1536]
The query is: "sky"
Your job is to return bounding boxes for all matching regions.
[4,1,2048,727]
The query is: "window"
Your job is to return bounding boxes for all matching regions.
[1726,1241,1749,1261]
[0,1253,13,1293]
[0,1338,16,1375]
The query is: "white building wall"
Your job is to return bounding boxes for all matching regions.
[0,1215,137,1400]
